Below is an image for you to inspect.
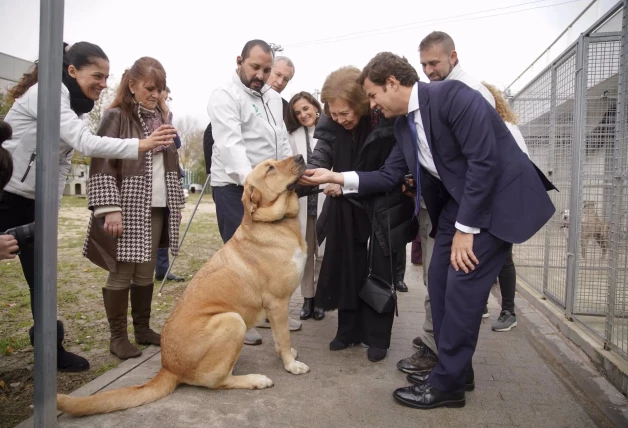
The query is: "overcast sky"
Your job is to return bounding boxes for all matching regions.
[0,0,619,127]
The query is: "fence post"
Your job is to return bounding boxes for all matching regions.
[543,63,558,298]
[565,33,588,320]
[605,0,628,352]
[33,0,64,426]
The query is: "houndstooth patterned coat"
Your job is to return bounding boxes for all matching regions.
[83,107,185,273]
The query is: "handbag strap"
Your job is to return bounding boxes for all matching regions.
[362,195,398,317]
[384,199,399,317]
[367,194,397,294]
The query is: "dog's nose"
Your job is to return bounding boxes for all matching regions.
[294,154,304,164]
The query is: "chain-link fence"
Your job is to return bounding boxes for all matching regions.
[509,2,628,361]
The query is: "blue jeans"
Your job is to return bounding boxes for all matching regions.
[155,248,170,277]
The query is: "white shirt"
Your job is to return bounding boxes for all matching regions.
[447,65,529,158]
[505,122,530,157]
[207,72,292,187]
[446,64,495,108]
[342,82,479,234]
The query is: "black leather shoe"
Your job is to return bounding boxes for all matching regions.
[168,273,185,282]
[312,306,325,320]
[393,384,465,409]
[397,346,439,374]
[155,273,185,282]
[300,298,314,320]
[407,370,475,392]
[396,280,409,292]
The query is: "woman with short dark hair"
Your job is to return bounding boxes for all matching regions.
[287,91,325,320]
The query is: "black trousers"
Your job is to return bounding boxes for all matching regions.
[0,192,36,316]
[395,244,406,282]
[212,185,244,243]
[497,247,516,314]
[336,238,396,349]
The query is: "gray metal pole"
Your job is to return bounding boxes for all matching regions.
[542,63,558,299]
[158,174,211,296]
[565,34,588,320]
[503,0,599,94]
[34,0,64,426]
[605,0,628,351]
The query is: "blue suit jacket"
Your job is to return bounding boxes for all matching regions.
[356,80,556,244]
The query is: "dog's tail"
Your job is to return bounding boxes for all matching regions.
[57,368,179,417]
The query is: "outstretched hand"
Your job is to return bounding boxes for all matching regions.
[298,168,343,186]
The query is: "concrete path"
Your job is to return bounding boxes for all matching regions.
[17,254,628,427]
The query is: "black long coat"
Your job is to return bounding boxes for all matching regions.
[308,113,417,311]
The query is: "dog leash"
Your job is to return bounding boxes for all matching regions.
[300,188,324,197]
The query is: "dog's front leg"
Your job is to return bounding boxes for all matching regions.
[266,301,310,375]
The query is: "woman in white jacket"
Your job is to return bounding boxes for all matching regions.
[287,92,326,320]
[482,82,530,333]
[0,42,175,373]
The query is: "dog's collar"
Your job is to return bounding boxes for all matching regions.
[272,216,287,223]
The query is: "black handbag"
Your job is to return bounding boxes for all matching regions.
[359,204,398,316]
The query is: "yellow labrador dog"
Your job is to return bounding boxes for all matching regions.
[58,155,310,416]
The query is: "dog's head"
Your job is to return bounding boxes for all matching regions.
[242,155,307,224]
[560,209,570,229]
[583,201,596,210]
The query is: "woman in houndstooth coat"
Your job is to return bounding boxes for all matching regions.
[83,57,184,360]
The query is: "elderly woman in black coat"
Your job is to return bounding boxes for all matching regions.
[303,66,416,362]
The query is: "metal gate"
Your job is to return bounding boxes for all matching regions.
[509,2,628,360]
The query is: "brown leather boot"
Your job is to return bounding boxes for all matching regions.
[130,284,161,346]
[102,288,142,360]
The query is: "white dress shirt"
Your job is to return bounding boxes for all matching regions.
[446,64,496,108]
[341,82,480,234]
[505,122,530,157]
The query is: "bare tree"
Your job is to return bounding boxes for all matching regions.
[86,79,118,134]
[0,92,12,119]
[174,115,204,171]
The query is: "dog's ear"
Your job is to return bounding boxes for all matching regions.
[242,184,262,225]
[248,185,262,214]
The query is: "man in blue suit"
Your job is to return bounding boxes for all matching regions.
[301,52,556,409]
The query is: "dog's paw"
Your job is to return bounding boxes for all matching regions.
[285,360,310,375]
[249,374,274,390]
[291,347,298,359]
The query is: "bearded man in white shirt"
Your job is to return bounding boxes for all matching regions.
[207,39,297,345]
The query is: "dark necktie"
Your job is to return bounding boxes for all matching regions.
[407,111,422,217]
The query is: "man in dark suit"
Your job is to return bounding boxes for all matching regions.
[301,52,556,409]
